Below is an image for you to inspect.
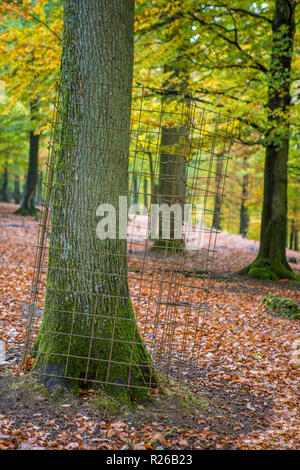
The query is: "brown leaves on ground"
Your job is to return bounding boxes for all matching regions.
[0,202,299,450]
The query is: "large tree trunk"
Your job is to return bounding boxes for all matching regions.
[239,0,298,281]
[34,0,155,398]
[16,101,40,215]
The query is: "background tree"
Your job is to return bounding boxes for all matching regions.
[136,0,300,280]
[240,0,298,280]
[239,155,250,238]
[0,104,29,202]
[0,0,62,214]
[16,100,40,214]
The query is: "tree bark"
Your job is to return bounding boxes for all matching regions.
[239,0,298,281]
[34,0,155,398]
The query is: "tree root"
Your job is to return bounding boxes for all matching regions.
[238,257,300,282]
[15,207,40,217]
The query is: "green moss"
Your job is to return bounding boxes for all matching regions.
[34,312,157,401]
[150,238,185,253]
[15,207,40,216]
[177,387,208,411]
[33,280,159,400]
[238,256,300,282]
[248,267,277,280]
[159,378,208,413]
[9,376,48,396]
[262,294,300,319]
[89,392,124,414]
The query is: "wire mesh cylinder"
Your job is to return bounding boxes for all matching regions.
[22,81,235,391]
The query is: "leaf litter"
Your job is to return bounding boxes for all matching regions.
[0,202,299,450]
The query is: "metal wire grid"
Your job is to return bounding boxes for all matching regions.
[21,82,235,390]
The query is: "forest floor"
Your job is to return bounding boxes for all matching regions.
[0,202,299,450]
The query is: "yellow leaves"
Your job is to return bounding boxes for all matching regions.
[0,0,62,128]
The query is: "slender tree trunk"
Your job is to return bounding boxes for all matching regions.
[14,174,21,204]
[239,156,249,238]
[34,0,155,398]
[16,101,40,215]
[0,161,8,202]
[294,230,298,252]
[212,153,223,231]
[132,174,138,205]
[239,0,298,280]
[148,150,158,206]
[36,171,43,205]
[144,177,148,209]
[290,218,295,249]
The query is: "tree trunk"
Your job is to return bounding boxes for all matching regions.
[239,0,298,281]
[212,153,223,231]
[16,101,40,215]
[0,161,8,202]
[34,0,155,399]
[37,171,43,205]
[294,230,298,252]
[239,156,249,238]
[290,218,295,250]
[151,126,187,252]
[14,174,21,204]
[144,177,148,209]
[132,174,138,205]
[148,150,158,207]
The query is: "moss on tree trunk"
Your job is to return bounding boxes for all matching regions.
[34,0,157,400]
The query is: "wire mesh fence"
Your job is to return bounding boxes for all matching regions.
[21,81,235,391]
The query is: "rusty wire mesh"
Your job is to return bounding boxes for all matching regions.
[21,82,235,390]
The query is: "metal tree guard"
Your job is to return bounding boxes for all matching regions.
[21,82,235,390]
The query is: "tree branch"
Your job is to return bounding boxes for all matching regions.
[27,13,62,43]
[187,10,268,74]
[217,4,272,24]
[195,86,253,104]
